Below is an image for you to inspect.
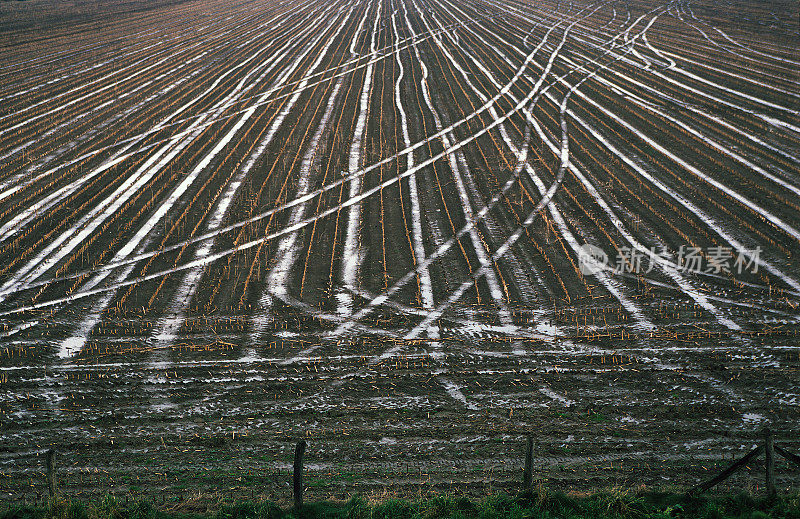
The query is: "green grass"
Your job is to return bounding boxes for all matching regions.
[2,489,798,519]
[587,412,610,424]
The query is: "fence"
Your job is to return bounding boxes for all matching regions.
[26,427,800,510]
[687,428,799,498]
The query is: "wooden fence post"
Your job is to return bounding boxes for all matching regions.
[523,436,534,489]
[45,449,57,498]
[293,440,306,510]
[686,445,764,496]
[775,444,800,467]
[764,428,776,497]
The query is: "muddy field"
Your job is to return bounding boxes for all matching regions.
[0,0,799,504]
